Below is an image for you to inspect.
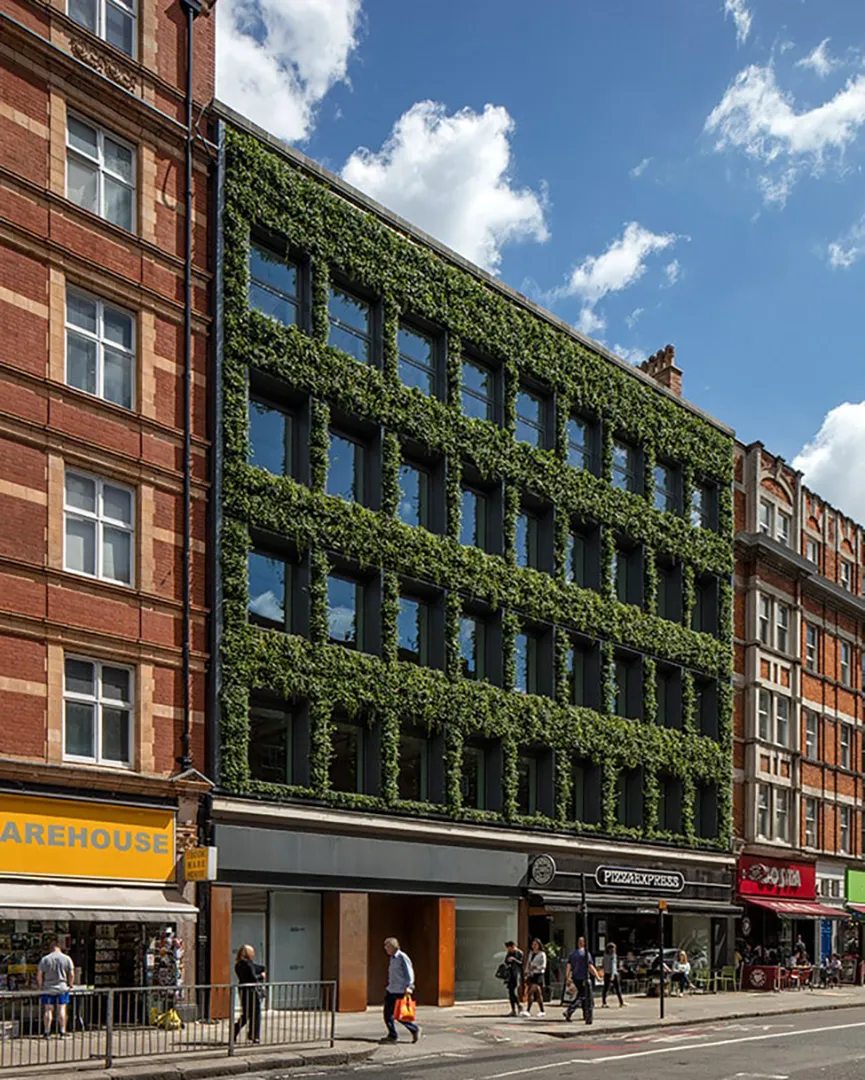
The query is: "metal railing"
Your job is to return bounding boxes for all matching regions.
[0,980,336,1071]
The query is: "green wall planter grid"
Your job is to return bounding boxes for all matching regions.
[219,127,735,851]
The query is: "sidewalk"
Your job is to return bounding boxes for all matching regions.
[350,984,865,1057]
[6,986,865,1079]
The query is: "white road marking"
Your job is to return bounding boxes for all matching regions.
[476,1019,865,1076]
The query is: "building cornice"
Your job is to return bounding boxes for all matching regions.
[737,531,865,620]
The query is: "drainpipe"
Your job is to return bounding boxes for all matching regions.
[177,0,209,769]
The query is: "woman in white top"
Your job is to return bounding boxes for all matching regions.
[671,950,691,994]
[520,939,547,1018]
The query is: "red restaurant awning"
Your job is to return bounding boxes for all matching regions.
[746,897,847,918]
[848,904,865,915]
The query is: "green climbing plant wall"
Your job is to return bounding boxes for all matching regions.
[218,124,735,851]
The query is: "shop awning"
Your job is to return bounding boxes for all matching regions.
[534,891,742,916]
[746,897,847,919]
[847,904,865,915]
[0,883,197,922]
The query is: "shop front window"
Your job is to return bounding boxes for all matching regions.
[454,898,518,1001]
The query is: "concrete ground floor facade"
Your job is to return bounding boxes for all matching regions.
[204,798,738,1011]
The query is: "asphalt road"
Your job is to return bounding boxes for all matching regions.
[249,1006,865,1080]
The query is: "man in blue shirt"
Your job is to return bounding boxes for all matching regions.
[381,937,420,1043]
[564,937,600,1024]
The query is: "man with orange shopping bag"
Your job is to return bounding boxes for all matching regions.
[381,937,421,1044]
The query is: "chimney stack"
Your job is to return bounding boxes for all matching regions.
[639,344,682,397]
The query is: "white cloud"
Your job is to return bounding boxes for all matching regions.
[827,211,865,268]
[630,157,653,178]
[551,222,678,337]
[341,101,548,273]
[612,344,648,367]
[216,0,362,143]
[724,0,752,46]
[664,259,681,286]
[625,307,645,329]
[249,590,284,623]
[793,402,865,521]
[705,64,865,204]
[796,39,839,79]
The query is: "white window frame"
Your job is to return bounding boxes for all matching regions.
[67,0,138,58]
[775,695,790,748]
[756,783,771,840]
[758,688,770,741]
[775,788,790,843]
[66,113,136,231]
[776,510,791,546]
[804,711,818,759]
[759,500,774,535]
[63,653,134,767]
[840,560,852,592]
[804,797,818,848]
[840,641,851,686]
[776,603,789,653]
[839,805,851,855]
[65,287,135,408]
[805,624,818,672]
[63,469,135,586]
[806,538,820,565]
[840,723,852,770]
[758,595,771,645]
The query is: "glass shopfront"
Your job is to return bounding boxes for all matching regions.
[455,897,518,1001]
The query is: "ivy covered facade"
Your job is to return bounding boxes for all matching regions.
[208,109,738,1006]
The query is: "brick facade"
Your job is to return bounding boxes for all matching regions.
[733,441,865,905]
[0,0,213,866]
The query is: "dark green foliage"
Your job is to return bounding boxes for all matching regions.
[219,127,735,850]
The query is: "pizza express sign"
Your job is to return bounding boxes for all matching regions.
[595,865,685,894]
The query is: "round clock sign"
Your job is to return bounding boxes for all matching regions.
[530,854,556,887]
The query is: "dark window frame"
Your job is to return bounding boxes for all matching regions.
[248,230,308,329]
[327,274,380,366]
[397,316,444,398]
[515,380,554,450]
[566,412,599,475]
[460,348,502,425]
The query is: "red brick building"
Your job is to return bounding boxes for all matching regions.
[0,0,214,985]
[733,441,865,967]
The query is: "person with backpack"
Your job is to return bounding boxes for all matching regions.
[502,941,524,1016]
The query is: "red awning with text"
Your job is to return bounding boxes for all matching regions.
[746,897,847,918]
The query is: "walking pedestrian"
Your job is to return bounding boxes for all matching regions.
[234,944,265,1043]
[37,938,75,1037]
[381,938,420,1044]
[503,941,524,1016]
[601,942,625,1007]
[564,937,599,1024]
[520,939,547,1018]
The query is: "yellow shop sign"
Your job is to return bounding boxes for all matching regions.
[0,795,175,883]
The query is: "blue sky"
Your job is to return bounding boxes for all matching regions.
[216,0,865,518]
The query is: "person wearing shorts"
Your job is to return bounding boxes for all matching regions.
[37,939,75,1037]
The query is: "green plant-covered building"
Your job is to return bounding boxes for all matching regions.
[207,105,738,1009]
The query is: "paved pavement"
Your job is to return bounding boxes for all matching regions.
[247,1005,865,1080]
[6,988,865,1078]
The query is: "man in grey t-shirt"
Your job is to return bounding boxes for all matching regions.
[37,939,75,1036]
